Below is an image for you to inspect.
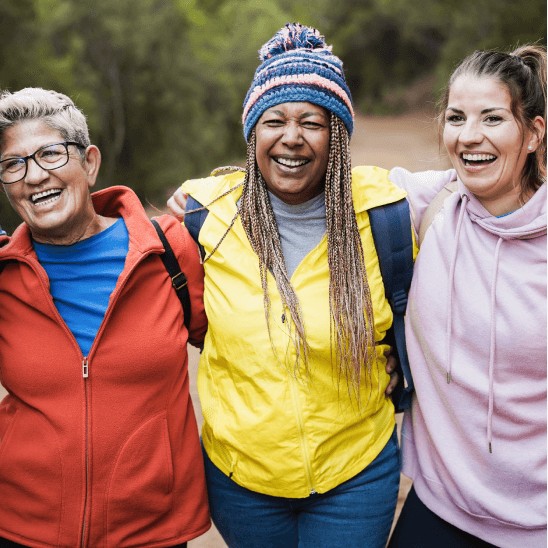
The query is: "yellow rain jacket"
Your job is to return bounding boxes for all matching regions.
[182,166,408,498]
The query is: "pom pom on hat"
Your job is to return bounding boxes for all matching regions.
[242,23,354,141]
[258,24,329,61]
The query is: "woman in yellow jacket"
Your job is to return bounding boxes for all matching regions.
[174,23,408,547]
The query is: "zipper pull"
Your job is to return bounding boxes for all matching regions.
[82,357,89,379]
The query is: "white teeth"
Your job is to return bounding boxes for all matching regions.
[462,153,496,161]
[276,157,308,167]
[31,188,62,204]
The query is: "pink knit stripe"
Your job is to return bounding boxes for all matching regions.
[258,52,342,76]
[243,74,353,121]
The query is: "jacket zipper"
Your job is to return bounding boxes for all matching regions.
[80,359,90,548]
[75,252,157,546]
[288,376,316,495]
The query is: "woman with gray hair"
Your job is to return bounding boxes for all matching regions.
[0,88,210,547]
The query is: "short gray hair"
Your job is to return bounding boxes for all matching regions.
[0,88,90,149]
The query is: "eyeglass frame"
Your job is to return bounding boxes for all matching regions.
[0,141,86,184]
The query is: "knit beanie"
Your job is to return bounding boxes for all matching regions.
[242,23,354,141]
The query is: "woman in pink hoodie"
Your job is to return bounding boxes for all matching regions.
[389,45,546,547]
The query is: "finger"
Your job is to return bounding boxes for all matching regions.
[384,352,397,375]
[385,371,399,396]
[166,195,186,220]
[174,188,188,208]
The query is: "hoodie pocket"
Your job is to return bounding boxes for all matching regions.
[0,399,63,545]
[106,412,176,546]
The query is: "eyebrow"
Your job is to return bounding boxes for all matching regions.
[445,106,509,115]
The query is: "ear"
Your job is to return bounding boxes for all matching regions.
[83,145,101,189]
[527,116,546,152]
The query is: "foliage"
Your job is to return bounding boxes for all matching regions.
[0,0,545,232]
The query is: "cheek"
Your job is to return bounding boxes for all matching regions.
[3,187,22,210]
[314,136,330,170]
[254,140,269,170]
[442,128,456,152]
[255,154,270,181]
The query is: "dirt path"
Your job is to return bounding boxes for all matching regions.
[0,111,450,547]
[350,110,450,170]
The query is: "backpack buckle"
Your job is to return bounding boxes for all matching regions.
[391,289,408,314]
[171,272,188,290]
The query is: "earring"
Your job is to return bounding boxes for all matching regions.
[528,145,534,151]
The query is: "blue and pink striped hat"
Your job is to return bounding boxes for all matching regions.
[242,23,354,141]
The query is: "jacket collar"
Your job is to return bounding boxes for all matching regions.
[0,185,164,260]
[182,166,407,222]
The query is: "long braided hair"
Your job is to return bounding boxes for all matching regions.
[193,21,378,395]
[237,112,376,395]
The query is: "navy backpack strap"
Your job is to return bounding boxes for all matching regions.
[368,198,415,412]
[151,219,191,330]
[184,196,208,260]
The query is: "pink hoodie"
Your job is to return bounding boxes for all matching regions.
[389,167,547,547]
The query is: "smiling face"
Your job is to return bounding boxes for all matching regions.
[443,74,544,215]
[1,119,101,244]
[254,102,330,205]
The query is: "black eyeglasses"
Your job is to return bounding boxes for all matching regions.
[0,141,86,184]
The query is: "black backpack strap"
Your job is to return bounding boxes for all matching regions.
[151,219,191,329]
[368,198,415,412]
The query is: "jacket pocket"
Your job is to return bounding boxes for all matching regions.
[106,412,176,546]
[0,398,63,545]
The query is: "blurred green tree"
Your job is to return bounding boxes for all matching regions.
[0,0,545,233]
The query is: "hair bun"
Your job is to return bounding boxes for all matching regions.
[258,23,330,62]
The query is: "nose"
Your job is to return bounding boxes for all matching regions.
[458,120,483,146]
[281,121,304,147]
[24,157,49,185]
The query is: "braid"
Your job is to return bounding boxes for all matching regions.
[325,114,376,397]
[239,130,309,372]
[185,179,244,263]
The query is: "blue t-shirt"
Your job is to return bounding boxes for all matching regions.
[34,218,129,355]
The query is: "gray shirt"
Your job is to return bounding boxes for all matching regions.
[269,191,326,278]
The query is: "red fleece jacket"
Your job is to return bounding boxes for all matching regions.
[0,186,209,547]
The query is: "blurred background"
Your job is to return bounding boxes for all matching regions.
[0,0,546,231]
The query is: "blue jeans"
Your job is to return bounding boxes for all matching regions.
[203,428,400,548]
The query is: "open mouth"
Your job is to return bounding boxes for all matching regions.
[461,153,496,167]
[31,188,63,206]
[274,157,309,168]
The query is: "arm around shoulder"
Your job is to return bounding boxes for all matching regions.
[388,167,457,234]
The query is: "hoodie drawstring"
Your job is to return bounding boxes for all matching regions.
[487,237,503,453]
[445,196,468,384]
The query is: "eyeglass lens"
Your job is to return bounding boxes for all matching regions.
[0,143,71,184]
